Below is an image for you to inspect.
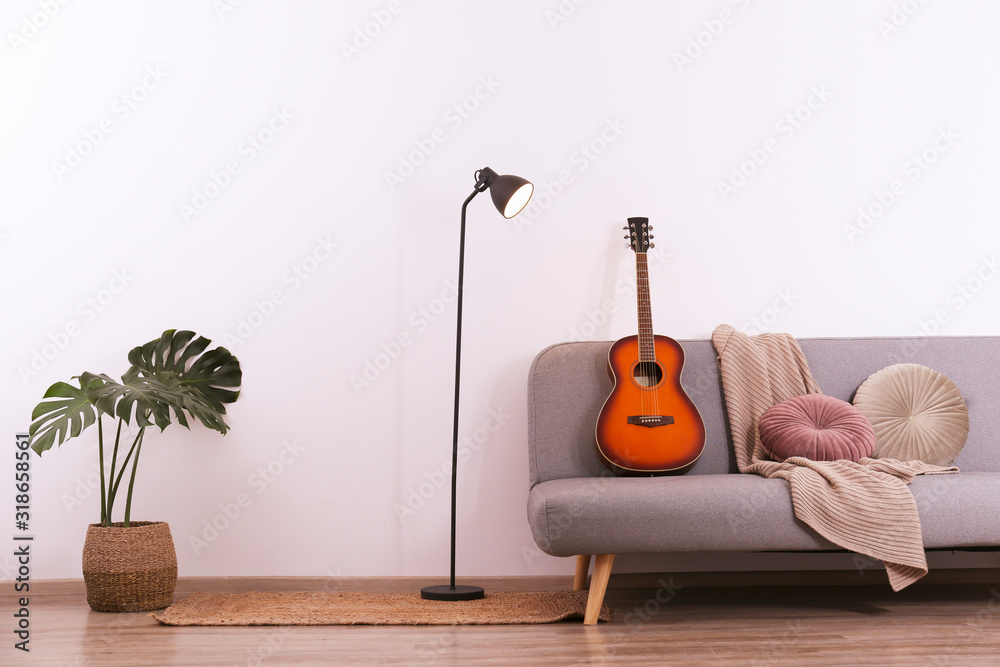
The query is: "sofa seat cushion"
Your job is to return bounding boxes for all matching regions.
[527,472,1000,558]
[528,474,836,557]
[907,472,1000,547]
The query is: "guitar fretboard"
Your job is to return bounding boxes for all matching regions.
[635,252,655,362]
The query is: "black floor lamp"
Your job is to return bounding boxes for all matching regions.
[420,167,533,601]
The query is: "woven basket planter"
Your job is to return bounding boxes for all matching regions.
[82,521,178,612]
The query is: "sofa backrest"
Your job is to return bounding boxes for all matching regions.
[527,335,1000,487]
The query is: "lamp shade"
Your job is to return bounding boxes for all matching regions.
[489,174,533,218]
[476,167,533,218]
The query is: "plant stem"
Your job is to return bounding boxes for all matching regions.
[107,426,143,525]
[122,429,145,527]
[98,416,107,526]
[106,420,123,527]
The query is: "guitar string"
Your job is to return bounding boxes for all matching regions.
[638,249,656,421]
[636,247,645,420]
[648,252,658,421]
[638,250,647,419]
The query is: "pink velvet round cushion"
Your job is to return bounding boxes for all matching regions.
[758,394,876,463]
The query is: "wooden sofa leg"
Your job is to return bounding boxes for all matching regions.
[583,554,614,625]
[574,554,592,591]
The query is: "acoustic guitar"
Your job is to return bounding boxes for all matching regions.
[595,217,706,475]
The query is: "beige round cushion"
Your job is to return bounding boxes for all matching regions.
[852,363,969,465]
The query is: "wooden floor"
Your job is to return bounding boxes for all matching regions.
[5,574,1000,666]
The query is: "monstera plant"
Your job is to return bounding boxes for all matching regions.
[29,329,242,525]
[27,329,242,611]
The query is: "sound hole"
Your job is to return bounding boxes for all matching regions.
[634,361,663,388]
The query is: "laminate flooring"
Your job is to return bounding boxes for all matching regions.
[4,576,1000,666]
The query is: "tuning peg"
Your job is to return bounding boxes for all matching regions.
[649,243,655,248]
[648,225,654,231]
[623,234,629,239]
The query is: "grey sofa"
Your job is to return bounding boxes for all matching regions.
[526,336,1000,624]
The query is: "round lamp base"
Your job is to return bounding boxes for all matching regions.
[420,584,485,601]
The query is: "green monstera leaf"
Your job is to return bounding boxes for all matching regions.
[126,329,242,434]
[80,371,181,431]
[29,372,183,456]
[28,378,101,455]
[28,329,242,455]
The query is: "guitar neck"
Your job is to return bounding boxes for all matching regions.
[635,252,655,361]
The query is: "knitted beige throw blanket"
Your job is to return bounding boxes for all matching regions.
[711,324,956,591]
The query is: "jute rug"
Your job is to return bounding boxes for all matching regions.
[150,590,610,626]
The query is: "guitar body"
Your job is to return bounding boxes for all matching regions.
[595,335,706,475]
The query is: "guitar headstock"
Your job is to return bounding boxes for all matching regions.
[624,217,654,253]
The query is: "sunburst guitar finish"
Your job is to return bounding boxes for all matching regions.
[594,217,706,475]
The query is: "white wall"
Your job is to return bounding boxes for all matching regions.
[3,1,999,581]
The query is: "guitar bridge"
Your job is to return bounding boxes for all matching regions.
[627,415,675,427]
